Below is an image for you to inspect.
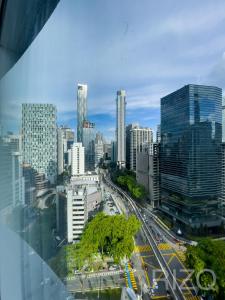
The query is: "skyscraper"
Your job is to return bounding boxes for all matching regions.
[160,84,222,230]
[82,121,96,171]
[126,123,138,170]
[136,143,160,208]
[77,84,87,143]
[0,134,25,213]
[156,125,161,143]
[116,90,126,168]
[221,97,225,216]
[71,143,85,176]
[95,132,104,167]
[57,126,74,175]
[129,124,153,171]
[22,104,57,184]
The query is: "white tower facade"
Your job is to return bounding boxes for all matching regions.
[130,126,153,171]
[67,185,87,243]
[77,84,87,143]
[116,90,126,168]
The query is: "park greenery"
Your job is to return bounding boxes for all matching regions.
[185,239,225,299]
[111,169,147,200]
[50,212,141,278]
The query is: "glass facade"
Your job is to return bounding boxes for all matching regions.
[22,104,57,184]
[160,84,222,228]
[82,121,96,171]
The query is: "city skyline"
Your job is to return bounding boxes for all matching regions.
[1,0,225,140]
[1,2,225,300]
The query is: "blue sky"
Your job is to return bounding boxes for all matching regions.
[0,0,225,141]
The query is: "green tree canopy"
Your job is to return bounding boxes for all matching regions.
[77,212,141,265]
[186,238,225,299]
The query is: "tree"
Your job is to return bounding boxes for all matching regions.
[77,213,141,266]
[185,239,225,299]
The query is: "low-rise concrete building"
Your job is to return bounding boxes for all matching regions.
[66,184,88,243]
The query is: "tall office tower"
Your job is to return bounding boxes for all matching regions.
[0,134,25,216]
[111,140,117,163]
[57,126,74,175]
[103,143,112,160]
[22,164,36,205]
[160,84,222,230]
[221,97,225,216]
[136,143,160,208]
[95,133,104,167]
[156,125,161,143]
[116,90,126,168]
[82,121,95,171]
[77,84,87,143]
[126,123,138,169]
[71,143,85,176]
[22,104,57,184]
[67,184,88,243]
[129,124,153,171]
[57,128,64,175]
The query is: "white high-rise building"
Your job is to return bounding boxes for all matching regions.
[77,84,87,143]
[71,143,85,176]
[22,104,57,184]
[116,90,126,168]
[67,184,87,243]
[130,125,153,171]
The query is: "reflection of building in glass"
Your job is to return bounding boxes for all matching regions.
[160,84,222,229]
[22,104,57,184]
[116,90,126,168]
[77,84,87,143]
[0,0,60,79]
[83,120,95,171]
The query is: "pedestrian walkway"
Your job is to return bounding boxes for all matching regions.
[134,245,151,253]
[128,262,138,290]
[124,263,138,291]
[157,243,172,251]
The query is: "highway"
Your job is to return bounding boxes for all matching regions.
[103,174,186,300]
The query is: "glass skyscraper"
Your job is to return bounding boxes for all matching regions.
[160,84,222,229]
[83,120,96,171]
[77,83,87,143]
[22,103,57,184]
